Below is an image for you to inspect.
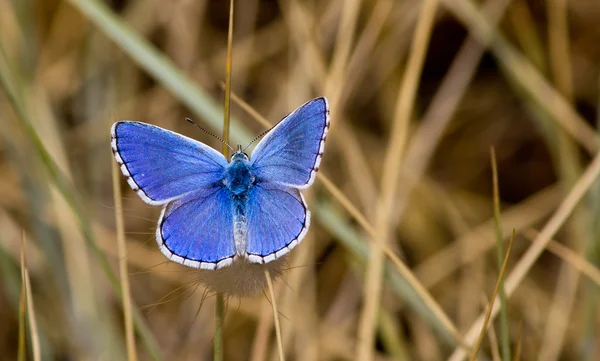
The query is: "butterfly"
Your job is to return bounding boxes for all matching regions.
[111,97,329,270]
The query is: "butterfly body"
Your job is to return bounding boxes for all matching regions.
[111,97,329,270]
[222,150,254,255]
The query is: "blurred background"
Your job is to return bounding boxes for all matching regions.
[1,0,600,360]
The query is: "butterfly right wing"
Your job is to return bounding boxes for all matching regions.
[157,186,236,270]
[111,121,227,205]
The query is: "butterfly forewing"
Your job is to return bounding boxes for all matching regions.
[250,97,329,189]
[111,121,227,205]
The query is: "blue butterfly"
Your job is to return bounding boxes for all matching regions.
[111,97,329,270]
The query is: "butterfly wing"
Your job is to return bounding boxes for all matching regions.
[244,182,310,263]
[111,121,227,205]
[157,186,235,269]
[250,97,329,189]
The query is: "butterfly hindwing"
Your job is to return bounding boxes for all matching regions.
[111,121,227,205]
[245,182,310,263]
[157,187,236,270]
[250,97,329,189]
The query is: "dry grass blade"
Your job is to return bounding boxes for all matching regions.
[16,232,41,361]
[25,267,41,361]
[468,229,515,361]
[112,153,138,361]
[538,1,580,360]
[264,270,285,361]
[324,0,361,104]
[357,1,441,359]
[449,147,600,361]
[522,229,600,288]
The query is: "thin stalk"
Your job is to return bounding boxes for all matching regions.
[490,148,510,360]
[22,233,40,361]
[18,234,26,361]
[468,230,515,361]
[265,270,285,361]
[222,0,234,158]
[112,153,138,361]
[25,271,41,361]
[215,1,235,360]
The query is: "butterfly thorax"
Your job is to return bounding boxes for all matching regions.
[222,151,255,196]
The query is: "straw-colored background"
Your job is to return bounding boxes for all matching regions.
[2,0,600,360]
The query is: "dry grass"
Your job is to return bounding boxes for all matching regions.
[1,0,600,360]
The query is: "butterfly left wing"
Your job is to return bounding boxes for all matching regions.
[244,182,310,263]
[111,121,227,205]
[157,186,236,270]
[250,97,329,189]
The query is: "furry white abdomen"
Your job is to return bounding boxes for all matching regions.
[233,214,247,256]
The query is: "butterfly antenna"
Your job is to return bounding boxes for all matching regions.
[186,118,234,152]
[243,126,273,152]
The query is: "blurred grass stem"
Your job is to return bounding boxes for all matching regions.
[25,263,41,361]
[215,1,235,360]
[265,270,285,361]
[356,1,441,360]
[112,152,138,361]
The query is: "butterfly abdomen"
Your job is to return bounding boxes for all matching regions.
[232,194,249,256]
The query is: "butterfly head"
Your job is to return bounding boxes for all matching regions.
[230,145,250,162]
